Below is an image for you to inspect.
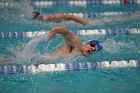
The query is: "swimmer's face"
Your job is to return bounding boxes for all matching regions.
[82,43,97,56]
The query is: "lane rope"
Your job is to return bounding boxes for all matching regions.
[0,60,139,74]
[0,0,139,8]
[0,28,140,38]
[33,0,139,7]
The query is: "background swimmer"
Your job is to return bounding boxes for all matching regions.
[33,12,92,26]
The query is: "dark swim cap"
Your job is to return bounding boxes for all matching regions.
[89,40,103,51]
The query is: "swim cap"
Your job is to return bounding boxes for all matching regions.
[89,40,103,51]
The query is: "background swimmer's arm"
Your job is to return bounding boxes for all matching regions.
[66,14,92,26]
[36,14,91,26]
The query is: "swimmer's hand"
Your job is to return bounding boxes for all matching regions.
[33,12,40,19]
[47,28,57,40]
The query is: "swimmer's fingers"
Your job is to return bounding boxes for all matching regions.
[47,34,53,40]
[47,31,56,40]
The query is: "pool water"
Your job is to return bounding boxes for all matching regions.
[0,68,140,93]
[0,0,140,93]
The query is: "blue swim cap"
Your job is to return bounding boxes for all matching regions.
[89,40,103,51]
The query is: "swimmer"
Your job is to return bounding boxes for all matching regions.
[33,12,91,26]
[46,26,103,62]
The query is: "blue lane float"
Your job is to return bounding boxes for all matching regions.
[0,60,140,74]
[0,28,140,39]
[0,65,28,74]
[0,0,139,8]
[33,0,139,7]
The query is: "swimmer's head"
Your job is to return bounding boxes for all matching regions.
[89,40,103,51]
[82,40,103,56]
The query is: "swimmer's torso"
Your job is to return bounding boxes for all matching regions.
[51,45,81,59]
[50,36,83,60]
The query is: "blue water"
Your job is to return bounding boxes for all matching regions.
[0,0,140,93]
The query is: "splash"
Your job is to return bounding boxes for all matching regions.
[14,34,51,65]
[0,0,34,24]
[103,37,135,53]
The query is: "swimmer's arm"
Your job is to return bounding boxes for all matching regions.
[47,26,79,45]
[47,46,67,62]
[65,14,92,26]
[37,14,91,26]
[42,46,67,63]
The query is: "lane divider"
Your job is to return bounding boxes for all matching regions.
[0,0,139,8]
[45,12,132,18]
[0,28,140,38]
[0,60,139,74]
[33,0,139,7]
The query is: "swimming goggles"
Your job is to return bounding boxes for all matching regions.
[89,43,100,53]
